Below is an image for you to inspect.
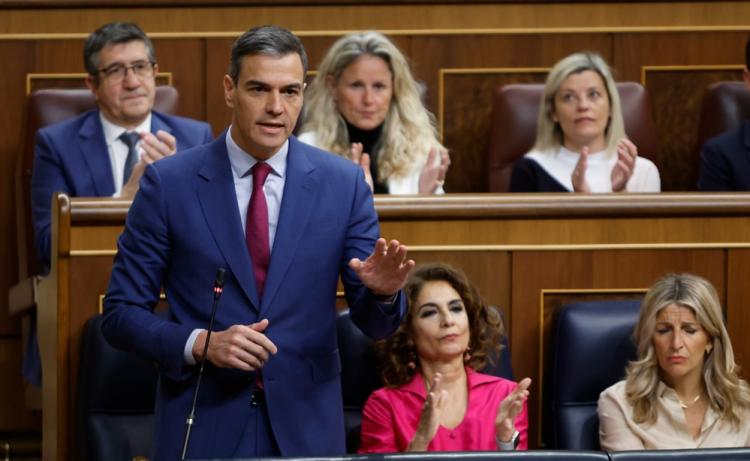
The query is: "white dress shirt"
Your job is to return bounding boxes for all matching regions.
[183,128,288,364]
[99,112,151,196]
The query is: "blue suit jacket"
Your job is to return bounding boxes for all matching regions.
[698,121,750,191]
[31,108,213,273]
[102,134,405,460]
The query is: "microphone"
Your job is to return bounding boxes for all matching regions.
[181,268,226,461]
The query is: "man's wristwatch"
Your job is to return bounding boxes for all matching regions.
[496,430,520,451]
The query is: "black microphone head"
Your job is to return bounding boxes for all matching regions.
[215,268,226,288]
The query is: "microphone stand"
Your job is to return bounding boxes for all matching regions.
[181,268,225,461]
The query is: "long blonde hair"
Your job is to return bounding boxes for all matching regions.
[625,273,750,428]
[533,51,625,153]
[300,31,443,181]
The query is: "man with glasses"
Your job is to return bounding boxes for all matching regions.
[26,22,212,385]
[31,21,212,275]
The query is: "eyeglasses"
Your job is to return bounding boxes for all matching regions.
[96,60,156,83]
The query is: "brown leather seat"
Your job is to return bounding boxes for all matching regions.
[486,82,659,192]
[694,81,750,168]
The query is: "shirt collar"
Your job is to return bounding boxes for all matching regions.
[99,111,152,145]
[657,380,719,431]
[225,126,288,179]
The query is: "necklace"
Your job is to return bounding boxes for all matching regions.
[678,393,702,409]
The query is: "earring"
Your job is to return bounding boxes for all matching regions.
[407,347,417,369]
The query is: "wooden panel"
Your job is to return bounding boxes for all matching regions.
[63,256,114,453]
[205,38,233,137]
[32,195,750,458]
[614,31,750,190]
[0,40,34,337]
[154,38,206,121]
[0,0,732,7]
[726,248,750,381]
[3,2,750,34]
[442,69,546,193]
[0,338,40,430]
[644,67,744,190]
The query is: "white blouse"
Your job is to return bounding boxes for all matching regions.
[525,146,661,192]
[297,131,444,195]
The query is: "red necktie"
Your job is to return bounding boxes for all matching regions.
[246,162,272,300]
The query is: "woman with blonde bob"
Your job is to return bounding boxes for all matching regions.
[598,273,750,450]
[510,52,660,193]
[359,263,530,452]
[299,31,449,194]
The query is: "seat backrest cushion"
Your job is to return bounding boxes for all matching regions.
[550,299,641,450]
[77,314,159,461]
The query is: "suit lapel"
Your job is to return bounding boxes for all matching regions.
[197,135,260,310]
[260,137,319,315]
[150,111,174,142]
[78,111,116,196]
[743,121,750,158]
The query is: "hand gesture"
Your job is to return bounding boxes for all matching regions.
[611,138,638,192]
[418,147,451,194]
[121,130,178,198]
[350,142,374,192]
[495,377,531,444]
[407,373,448,451]
[571,146,591,193]
[349,238,415,297]
[193,318,278,371]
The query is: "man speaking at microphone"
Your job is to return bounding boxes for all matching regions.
[102,25,413,460]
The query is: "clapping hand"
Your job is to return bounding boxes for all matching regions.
[495,377,531,445]
[611,138,637,192]
[349,238,415,297]
[407,372,448,451]
[350,142,374,192]
[418,147,451,194]
[572,146,591,193]
[121,130,177,199]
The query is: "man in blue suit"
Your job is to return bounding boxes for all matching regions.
[102,25,413,459]
[26,22,212,388]
[698,37,750,190]
[31,22,213,274]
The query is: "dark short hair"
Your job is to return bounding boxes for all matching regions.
[228,25,308,84]
[84,22,156,78]
[376,263,504,388]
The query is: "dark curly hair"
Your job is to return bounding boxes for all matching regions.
[377,263,504,387]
